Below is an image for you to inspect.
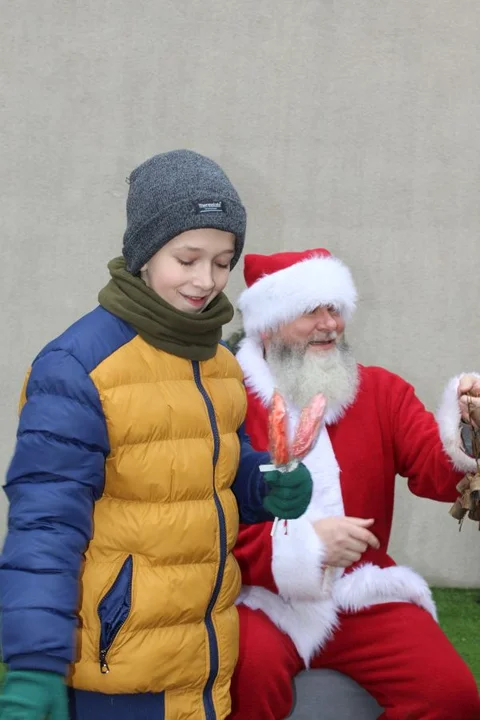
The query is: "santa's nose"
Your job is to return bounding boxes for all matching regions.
[313,308,338,330]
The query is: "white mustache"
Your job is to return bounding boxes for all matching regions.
[308,331,338,343]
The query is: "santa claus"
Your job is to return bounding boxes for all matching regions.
[228,248,480,720]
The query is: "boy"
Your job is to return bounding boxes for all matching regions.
[0,150,312,720]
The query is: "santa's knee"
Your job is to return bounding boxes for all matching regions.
[439,673,480,720]
[231,613,297,719]
[235,636,286,694]
[416,668,480,719]
[230,643,293,719]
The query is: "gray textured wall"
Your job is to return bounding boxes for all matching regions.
[1,1,479,586]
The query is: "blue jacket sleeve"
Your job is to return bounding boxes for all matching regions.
[0,348,109,675]
[232,423,273,524]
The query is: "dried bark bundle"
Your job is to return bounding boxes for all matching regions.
[449,396,480,530]
[449,472,480,529]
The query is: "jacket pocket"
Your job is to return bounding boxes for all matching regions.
[97,555,133,674]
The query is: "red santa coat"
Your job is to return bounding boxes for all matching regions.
[234,337,477,664]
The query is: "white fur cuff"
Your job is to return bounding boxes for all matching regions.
[437,374,480,473]
[271,516,329,602]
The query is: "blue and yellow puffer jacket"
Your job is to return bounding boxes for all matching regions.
[0,306,270,720]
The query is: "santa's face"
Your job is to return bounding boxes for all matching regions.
[267,305,346,354]
[263,308,357,411]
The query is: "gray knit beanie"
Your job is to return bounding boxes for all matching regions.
[123,150,246,274]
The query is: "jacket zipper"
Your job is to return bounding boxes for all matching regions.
[192,361,227,720]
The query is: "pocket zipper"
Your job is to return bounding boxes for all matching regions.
[98,606,131,674]
[97,555,133,674]
[100,648,111,674]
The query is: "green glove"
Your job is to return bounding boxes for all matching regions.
[262,462,313,519]
[0,670,68,720]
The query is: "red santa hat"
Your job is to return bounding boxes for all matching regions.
[237,248,357,336]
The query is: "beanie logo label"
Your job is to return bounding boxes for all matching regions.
[195,201,226,214]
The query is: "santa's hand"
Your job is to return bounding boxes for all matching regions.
[312,516,380,568]
[458,374,480,427]
[262,463,313,519]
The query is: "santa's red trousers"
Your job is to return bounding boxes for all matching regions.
[229,602,480,720]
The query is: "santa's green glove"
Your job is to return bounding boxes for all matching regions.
[262,462,312,519]
[0,670,68,720]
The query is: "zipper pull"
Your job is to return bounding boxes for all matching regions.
[99,649,110,674]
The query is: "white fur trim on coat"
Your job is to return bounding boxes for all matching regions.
[237,255,357,337]
[334,563,438,621]
[238,562,437,664]
[436,374,480,473]
[237,586,338,666]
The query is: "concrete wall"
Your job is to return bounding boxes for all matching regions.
[1,0,479,586]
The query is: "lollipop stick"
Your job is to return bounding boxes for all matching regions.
[270,517,280,536]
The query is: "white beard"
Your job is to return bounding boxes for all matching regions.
[265,337,359,411]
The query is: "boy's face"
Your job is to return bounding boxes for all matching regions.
[141,229,235,313]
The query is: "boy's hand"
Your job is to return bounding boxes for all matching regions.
[262,462,312,519]
[0,670,68,719]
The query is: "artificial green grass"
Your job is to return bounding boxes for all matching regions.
[0,589,478,689]
[432,588,480,685]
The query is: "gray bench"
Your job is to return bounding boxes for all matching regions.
[288,669,382,719]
